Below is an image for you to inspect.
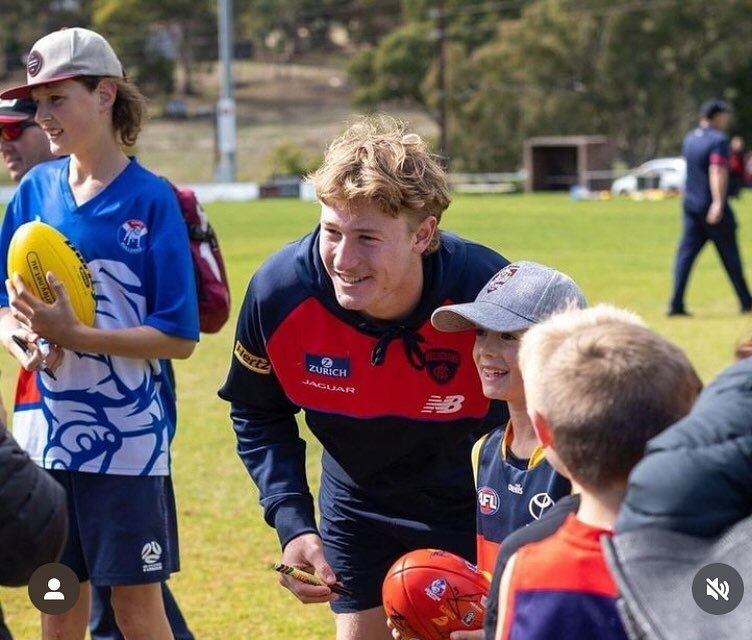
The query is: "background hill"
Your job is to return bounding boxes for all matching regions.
[0,58,436,185]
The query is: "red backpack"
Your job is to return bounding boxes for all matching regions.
[169,183,231,333]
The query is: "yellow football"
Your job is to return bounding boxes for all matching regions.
[7,221,96,327]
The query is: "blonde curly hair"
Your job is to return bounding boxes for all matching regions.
[309,115,451,254]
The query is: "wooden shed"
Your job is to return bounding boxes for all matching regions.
[523,136,612,192]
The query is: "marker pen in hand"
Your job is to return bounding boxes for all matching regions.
[11,335,57,380]
[272,562,351,596]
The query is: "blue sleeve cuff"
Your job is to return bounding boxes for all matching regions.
[272,499,319,549]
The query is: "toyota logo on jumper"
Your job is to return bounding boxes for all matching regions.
[305,354,351,378]
[528,492,554,520]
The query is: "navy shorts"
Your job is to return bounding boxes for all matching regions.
[48,470,179,586]
[319,474,476,614]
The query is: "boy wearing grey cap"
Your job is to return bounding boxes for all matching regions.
[430,261,587,579]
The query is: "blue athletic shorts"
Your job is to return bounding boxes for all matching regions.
[48,470,179,586]
[318,473,476,614]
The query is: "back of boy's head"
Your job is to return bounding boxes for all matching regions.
[519,305,701,489]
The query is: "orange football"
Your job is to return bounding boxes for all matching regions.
[383,549,490,640]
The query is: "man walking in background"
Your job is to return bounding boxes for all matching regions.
[0,97,195,640]
[668,99,752,316]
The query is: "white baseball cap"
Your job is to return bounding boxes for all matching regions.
[1,28,123,100]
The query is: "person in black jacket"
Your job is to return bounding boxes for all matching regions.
[0,414,68,639]
[617,337,752,536]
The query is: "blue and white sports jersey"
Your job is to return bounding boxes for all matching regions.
[0,157,199,476]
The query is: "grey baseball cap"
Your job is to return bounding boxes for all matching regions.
[2,28,124,100]
[431,261,586,333]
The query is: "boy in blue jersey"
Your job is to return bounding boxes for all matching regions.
[388,262,583,640]
[669,98,752,316]
[0,96,195,640]
[430,262,585,578]
[493,305,701,640]
[0,28,198,639]
[220,116,508,640]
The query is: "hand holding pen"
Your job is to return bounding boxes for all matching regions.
[272,562,351,597]
[11,335,58,380]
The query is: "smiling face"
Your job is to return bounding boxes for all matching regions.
[31,79,113,158]
[473,328,527,405]
[319,200,437,322]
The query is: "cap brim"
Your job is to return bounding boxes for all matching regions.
[1,73,81,100]
[431,301,535,333]
[0,112,32,124]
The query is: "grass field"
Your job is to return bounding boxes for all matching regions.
[1,193,751,638]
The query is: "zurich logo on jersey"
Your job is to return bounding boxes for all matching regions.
[118,219,148,253]
[305,354,350,378]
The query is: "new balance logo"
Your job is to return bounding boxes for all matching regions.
[421,395,465,414]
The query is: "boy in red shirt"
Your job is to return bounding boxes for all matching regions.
[494,305,701,640]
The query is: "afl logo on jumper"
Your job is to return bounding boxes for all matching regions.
[477,487,499,515]
[528,492,554,520]
[27,51,43,77]
[424,348,461,384]
[305,354,350,378]
[118,219,148,253]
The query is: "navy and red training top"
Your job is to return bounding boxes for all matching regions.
[683,125,730,215]
[219,228,508,546]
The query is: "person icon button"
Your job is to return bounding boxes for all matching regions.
[44,577,65,600]
[28,563,80,615]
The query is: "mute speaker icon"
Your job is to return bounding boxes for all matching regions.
[706,577,730,601]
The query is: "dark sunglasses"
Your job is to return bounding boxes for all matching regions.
[0,121,38,142]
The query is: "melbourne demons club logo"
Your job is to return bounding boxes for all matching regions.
[477,487,499,515]
[424,348,461,384]
[118,219,148,253]
[485,265,519,293]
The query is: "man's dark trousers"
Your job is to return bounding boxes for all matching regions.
[670,205,752,313]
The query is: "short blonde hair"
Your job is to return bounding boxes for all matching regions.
[309,115,450,254]
[519,304,646,415]
[520,305,701,489]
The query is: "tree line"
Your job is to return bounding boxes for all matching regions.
[3,0,752,170]
[350,0,752,170]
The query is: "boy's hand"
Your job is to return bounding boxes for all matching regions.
[386,617,403,640]
[6,273,82,348]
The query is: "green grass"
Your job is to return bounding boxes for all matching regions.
[2,193,751,638]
